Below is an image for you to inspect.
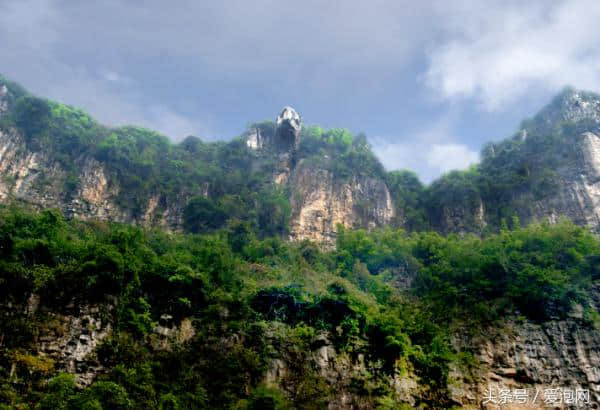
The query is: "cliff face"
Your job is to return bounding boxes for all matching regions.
[0,126,184,230]
[0,86,395,244]
[246,106,395,245]
[3,79,600,408]
[517,131,600,232]
[459,318,600,408]
[506,91,600,234]
[288,164,394,244]
[431,89,600,236]
[450,288,600,409]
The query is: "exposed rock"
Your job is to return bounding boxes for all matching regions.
[246,127,265,150]
[272,106,302,184]
[515,131,600,233]
[451,316,600,409]
[289,164,395,246]
[152,316,196,350]
[264,329,417,409]
[0,85,8,115]
[36,303,113,387]
[436,130,600,236]
[0,104,395,245]
[532,89,600,134]
[245,106,301,154]
[0,127,186,231]
[439,197,487,234]
[275,106,301,152]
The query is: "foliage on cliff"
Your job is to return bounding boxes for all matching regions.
[425,90,600,233]
[0,78,293,234]
[1,206,598,408]
[297,126,386,181]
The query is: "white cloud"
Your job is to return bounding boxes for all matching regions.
[372,113,478,183]
[0,0,214,141]
[426,144,479,174]
[43,70,213,141]
[425,0,600,109]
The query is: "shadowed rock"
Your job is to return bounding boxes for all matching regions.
[275,106,301,151]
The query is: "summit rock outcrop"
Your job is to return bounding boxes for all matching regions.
[430,88,600,237]
[275,106,301,152]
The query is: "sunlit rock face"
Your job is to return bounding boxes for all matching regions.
[288,165,395,247]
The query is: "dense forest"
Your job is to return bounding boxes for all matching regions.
[1,205,598,408]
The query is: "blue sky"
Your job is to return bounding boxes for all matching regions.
[2,0,600,182]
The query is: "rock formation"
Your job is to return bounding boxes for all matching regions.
[449,287,600,408]
[244,106,394,243]
[0,85,8,115]
[432,89,600,236]
[273,106,302,185]
[275,106,302,152]
[3,77,600,408]
[288,165,395,245]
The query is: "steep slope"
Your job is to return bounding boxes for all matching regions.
[428,88,600,235]
[1,76,600,409]
[0,76,394,245]
[244,112,395,245]
[2,207,599,408]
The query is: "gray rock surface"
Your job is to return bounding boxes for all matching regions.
[275,106,302,151]
[450,318,600,409]
[0,85,8,115]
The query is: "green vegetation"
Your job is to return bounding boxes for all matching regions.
[3,75,600,238]
[0,206,598,408]
[1,75,600,408]
[0,78,386,234]
[386,170,428,230]
[298,126,386,181]
[425,90,600,233]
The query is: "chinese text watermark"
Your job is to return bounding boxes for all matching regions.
[482,387,590,407]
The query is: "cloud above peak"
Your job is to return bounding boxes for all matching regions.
[425,0,600,110]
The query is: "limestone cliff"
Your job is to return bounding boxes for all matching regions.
[514,131,600,233]
[505,90,600,233]
[2,296,112,388]
[0,80,396,245]
[449,288,600,409]
[4,80,600,407]
[288,164,394,244]
[431,89,600,236]
[245,106,395,245]
[0,126,183,230]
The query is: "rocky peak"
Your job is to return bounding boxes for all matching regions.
[527,88,600,134]
[246,106,302,152]
[275,106,301,151]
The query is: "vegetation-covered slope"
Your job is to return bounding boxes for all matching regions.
[1,205,598,408]
[2,76,600,408]
[427,88,600,234]
[0,75,398,240]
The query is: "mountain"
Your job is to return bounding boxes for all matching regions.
[5,76,600,244]
[1,76,600,409]
[0,77,395,247]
